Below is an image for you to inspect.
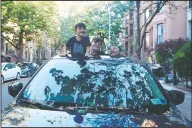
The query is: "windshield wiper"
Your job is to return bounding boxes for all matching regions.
[19,99,61,111]
[95,107,155,115]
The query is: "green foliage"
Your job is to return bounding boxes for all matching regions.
[2,1,60,62]
[60,1,132,46]
[155,49,172,65]
[173,42,191,78]
[155,38,189,67]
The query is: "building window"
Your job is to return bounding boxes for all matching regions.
[130,44,133,54]
[145,9,150,23]
[130,24,133,36]
[125,28,128,35]
[157,24,164,44]
[157,0,165,13]
[130,9,133,20]
[189,1,192,9]
[159,6,165,13]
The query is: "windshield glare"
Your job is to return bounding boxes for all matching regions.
[22,58,168,113]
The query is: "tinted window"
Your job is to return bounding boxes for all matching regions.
[4,63,13,70]
[11,63,16,68]
[21,58,169,113]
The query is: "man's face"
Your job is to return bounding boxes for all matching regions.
[110,46,120,57]
[76,27,86,37]
[91,41,102,52]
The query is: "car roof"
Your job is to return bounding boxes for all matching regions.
[51,54,148,67]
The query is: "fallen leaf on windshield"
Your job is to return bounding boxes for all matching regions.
[141,119,158,127]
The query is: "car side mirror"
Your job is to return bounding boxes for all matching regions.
[8,82,23,98]
[168,90,185,105]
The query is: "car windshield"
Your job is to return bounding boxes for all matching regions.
[21,58,170,114]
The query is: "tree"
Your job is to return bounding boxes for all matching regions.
[135,1,186,60]
[2,1,59,63]
[173,42,191,87]
[155,38,189,85]
[59,1,132,52]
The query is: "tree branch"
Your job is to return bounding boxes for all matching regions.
[1,34,18,50]
[139,1,167,50]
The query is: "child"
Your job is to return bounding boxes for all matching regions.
[62,22,91,58]
[88,36,104,58]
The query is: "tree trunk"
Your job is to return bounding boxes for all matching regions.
[185,76,188,87]
[173,70,177,85]
[136,1,141,60]
[18,29,24,63]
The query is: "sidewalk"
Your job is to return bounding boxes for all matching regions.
[164,81,192,93]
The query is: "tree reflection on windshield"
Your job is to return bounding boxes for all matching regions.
[44,59,155,111]
[21,58,170,114]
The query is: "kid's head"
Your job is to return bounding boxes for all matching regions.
[110,45,122,57]
[74,22,86,37]
[91,36,103,52]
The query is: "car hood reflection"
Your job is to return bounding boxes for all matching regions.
[2,106,190,127]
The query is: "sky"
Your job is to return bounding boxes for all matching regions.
[55,1,107,18]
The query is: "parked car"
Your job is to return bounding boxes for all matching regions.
[17,62,39,77]
[2,55,191,127]
[165,72,173,83]
[1,62,21,84]
[149,64,166,80]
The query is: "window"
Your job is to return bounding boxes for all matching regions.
[125,28,128,35]
[129,9,134,20]
[4,63,13,70]
[157,24,164,44]
[21,59,169,113]
[189,1,192,9]
[157,0,165,13]
[11,63,16,68]
[159,6,165,13]
[130,24,133,36]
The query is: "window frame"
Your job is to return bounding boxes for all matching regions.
[157,23,164,44]
[130,24,134,36]
[189,1,192,9]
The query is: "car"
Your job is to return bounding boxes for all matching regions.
[165,73,173,83]
[17,62,39,77]
[2,55,191,127]
[149,64,166,80]
[1,62,21,84]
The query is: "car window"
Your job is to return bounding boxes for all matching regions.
[152,67,165,77]
[11,63,16,68]
[1,63,6,69]
[21,58,169,113]
[4,63,13,70]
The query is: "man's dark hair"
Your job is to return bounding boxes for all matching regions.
[74,23,86,31]
[91,36,103,44]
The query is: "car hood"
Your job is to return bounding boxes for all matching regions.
[2,104,191,127]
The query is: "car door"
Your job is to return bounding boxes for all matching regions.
[3,64,13,80]
[10,63,17,78]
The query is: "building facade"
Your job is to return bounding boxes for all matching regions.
[187,1,192,40]
[121,1,188,62]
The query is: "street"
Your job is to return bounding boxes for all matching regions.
[159,80,192,122]
[1,78,191,122]
[1,77,31,110]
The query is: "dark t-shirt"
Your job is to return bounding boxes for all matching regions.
[66,36,91,57]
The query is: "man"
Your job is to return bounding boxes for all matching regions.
[110,46,125,58]
[62,23,91,58]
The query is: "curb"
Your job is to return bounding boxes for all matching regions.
[167,84,192,93]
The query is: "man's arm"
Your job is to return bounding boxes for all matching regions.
[62,45,67,56]
[61,38,71,56]
[85,37,92,57]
